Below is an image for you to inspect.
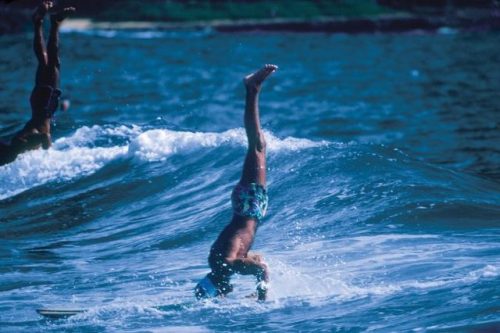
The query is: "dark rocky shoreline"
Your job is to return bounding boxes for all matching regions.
[1,9,499,35]
[212,15,500,33]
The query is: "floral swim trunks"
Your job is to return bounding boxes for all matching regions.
[231,183,268,221]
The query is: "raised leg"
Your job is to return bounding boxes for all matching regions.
[1,2,68,164]
[45,18,61,88]
[43,4,75,88]
[239,64,277,187]
[32,1,51,86]
[24,1,54,141]
[46,5,75,84]
[29,4,74,134]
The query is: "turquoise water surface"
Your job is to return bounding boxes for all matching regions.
[0,27,499,332]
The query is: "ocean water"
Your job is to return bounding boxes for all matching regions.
[0,27,499,332]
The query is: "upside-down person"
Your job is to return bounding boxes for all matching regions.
[0,1,74,166]
[195,65,278,301]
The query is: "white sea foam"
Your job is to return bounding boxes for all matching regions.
[0,146,127,200]
[468,264,498,279]
[259,235,500,306]
[128,128,325,161]
[264,256,500,306]
[53,124,142,149]
[30,262,499,325]
[0,125,140,199]
[0,126,324,200]
[128,129,242,161]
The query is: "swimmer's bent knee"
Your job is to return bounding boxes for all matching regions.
[257,137,266,152]
[249,132,266,153]
[255,132,266,152]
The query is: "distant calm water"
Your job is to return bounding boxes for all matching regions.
[0,27,499,332]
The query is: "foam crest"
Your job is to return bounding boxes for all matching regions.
[128,128,325,161]
[266,132,328,152]
[0,146,127,200]
[128,129,243,161]
[467,264,498,279]
[1,125,324,199]
[54,125,141,149]
[263,258,499,304]
[263,258,406,304]
[266,259,352,301]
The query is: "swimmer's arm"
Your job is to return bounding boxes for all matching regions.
[227,257,268,279]
[28,133,51,149]
[39,133,51,149]
[14,133,51,150]
[226,256,269,301]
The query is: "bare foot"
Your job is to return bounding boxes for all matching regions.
[51,6,76,24]
[244,64,278,92]
[32,1,54,24]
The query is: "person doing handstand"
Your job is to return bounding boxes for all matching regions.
[0,1,74,166]
[195,64,278,301]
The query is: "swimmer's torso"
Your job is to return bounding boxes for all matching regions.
[209,215,258,263]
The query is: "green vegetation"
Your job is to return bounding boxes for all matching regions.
[81,0,394,22]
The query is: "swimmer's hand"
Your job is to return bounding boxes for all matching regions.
[246,252,270,301]
[256,281,269,301]
[40,133,51,150]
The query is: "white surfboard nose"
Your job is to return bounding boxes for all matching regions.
[36,308,85,319]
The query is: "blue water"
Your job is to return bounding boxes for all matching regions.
[1,27,499,332]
